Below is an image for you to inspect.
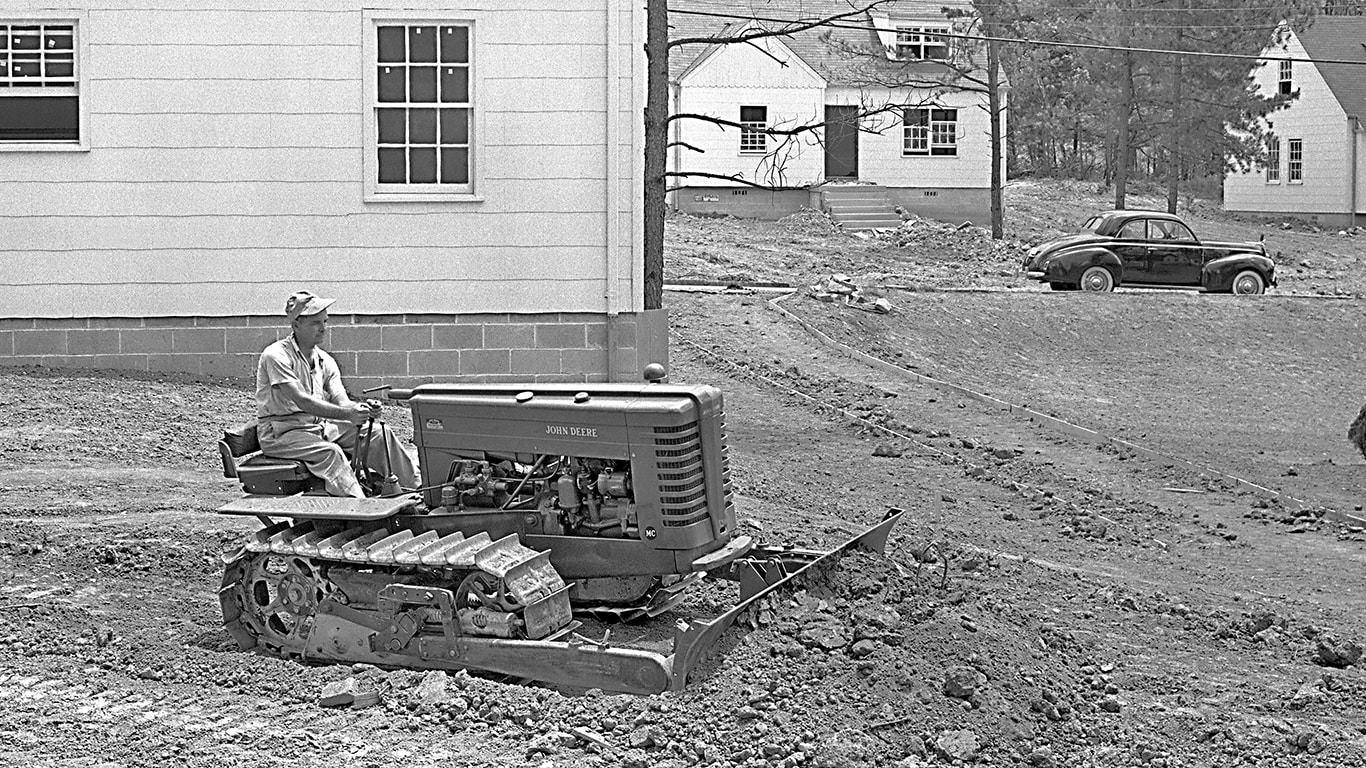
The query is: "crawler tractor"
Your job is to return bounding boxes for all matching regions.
[216,377,902,694]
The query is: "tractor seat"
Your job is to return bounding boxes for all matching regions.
[218,421,319,495]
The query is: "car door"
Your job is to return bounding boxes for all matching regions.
[1145,219,1202,286]
[1110,219,1150,283]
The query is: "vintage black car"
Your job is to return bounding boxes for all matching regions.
[1022,211,1275,294]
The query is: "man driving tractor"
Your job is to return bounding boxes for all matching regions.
[255,290,419,497]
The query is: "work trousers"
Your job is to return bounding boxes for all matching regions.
[257,415,420,498]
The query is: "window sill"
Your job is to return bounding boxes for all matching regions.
[1265,180,1281,185]
[738,151,767,157]
[0,142,89,153]
[901,153,959,158]
[364,192,485,203]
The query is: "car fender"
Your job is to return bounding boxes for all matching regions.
[1201,253,1275,291]
[1040,248,1123,283]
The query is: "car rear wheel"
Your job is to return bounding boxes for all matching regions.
[1079,266,1115,292]
[1231,269,1266,295]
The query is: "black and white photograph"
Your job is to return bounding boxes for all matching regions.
[3,0,1366,765]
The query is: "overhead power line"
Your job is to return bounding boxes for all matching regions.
[670,8,1366,67]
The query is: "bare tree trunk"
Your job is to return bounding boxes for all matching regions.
[1114,49,1133,210]
[1165,54,1182,214]
[643,0,667,311]
[1165,20,1183,215]
[987,38,1003,239]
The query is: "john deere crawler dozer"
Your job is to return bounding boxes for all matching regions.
[216,378,902,694]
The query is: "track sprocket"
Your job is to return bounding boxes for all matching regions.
[220,550,331,657]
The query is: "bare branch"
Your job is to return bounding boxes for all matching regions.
[668,0,897,49]
[742,37,791,69]
[664,170,811,192]
[668,140,706,154]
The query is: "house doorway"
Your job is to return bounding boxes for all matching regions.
[824,105,858,179]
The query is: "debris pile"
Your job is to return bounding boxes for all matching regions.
[809,273,892,313]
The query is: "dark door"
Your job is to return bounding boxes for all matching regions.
[1111,218,1150,283]
[824,106,858,179]
[1144,219,1203,286]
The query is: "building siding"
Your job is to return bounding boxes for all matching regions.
[0,1,644,320]
[671,37,827,189]
[1224,32,1355,219]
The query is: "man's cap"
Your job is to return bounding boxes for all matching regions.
[285,290,336,322]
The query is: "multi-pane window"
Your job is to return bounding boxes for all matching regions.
[1278,59,1292,95]
[1287,138,1303,182]
[372,22,471,191]
[902,107,958,156]
[894,27,950,61]
[739,106,767,154]
[1265,136,1280,182]
[0,21,79,143]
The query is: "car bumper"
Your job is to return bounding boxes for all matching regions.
[1025,270,1046,280]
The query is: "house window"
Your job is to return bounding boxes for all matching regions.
[894,26,950,61]
[1265,136,1280,182]
[365,17,474,199]
[0,18,86,150]
[1287,138,1302,182]
[1278,59,1292,95]
[739,106,767,154]
[902,107,958,156]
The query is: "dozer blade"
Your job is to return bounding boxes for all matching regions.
[665,507,904,691]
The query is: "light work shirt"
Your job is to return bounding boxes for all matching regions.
[256,336,347,421]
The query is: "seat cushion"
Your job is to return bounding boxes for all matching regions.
[236,454,316,495]
[222,422,263,457]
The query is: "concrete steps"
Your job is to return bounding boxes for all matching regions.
[820,185,903,230]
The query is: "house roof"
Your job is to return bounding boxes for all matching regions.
[1296,18,1366,118]
[668,0,977,86]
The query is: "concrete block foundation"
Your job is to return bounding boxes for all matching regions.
[0,310,671,392]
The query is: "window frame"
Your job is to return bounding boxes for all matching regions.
[0,11,90,153]
[1287,138,1303,183]
[739,105,767,155]
[1118,219,1147,240]
[361,11,481,203]
[894,25,951,62]
[1278,59,1292,96]
[1265,135,1280,183]
[902,107,958,157]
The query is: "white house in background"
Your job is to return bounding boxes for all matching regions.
[0,2,660,386]
[668,0,1005,225]
[1224,20,1366,227]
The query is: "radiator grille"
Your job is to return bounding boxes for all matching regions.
[653,422,709,527]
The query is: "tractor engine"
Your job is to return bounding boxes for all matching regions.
[440,454,638,538]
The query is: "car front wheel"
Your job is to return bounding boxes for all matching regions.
[1231,269,1266,295]
[1079,266,1115,292]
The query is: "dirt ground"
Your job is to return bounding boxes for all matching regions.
[5,179,1366,767]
